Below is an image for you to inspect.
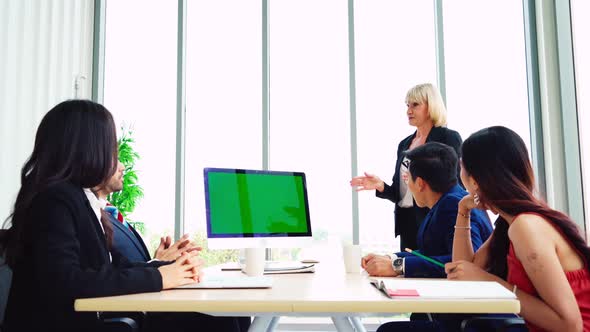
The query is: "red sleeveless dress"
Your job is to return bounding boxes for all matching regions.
[507,234,590,331]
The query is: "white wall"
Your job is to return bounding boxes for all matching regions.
[0,0,94,224]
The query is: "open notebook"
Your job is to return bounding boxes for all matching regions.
[176,275,273,289]
[370,278,517,299]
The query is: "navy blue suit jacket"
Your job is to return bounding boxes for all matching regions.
[109,214,152,263]
[394,184,493,278]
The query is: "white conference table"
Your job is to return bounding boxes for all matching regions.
[75,263,520,332]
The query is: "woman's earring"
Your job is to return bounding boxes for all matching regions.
[474,193,480,206]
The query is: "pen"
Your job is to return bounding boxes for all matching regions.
[404,248,445,268]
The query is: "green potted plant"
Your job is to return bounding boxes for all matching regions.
[108,127,145,234]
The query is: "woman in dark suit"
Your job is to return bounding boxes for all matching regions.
[1,100,247,332]
[351,83,462,251]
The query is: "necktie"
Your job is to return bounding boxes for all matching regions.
[105,203,131,230]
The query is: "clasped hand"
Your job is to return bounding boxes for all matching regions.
[158,251,204,289]
[154,233,201,261]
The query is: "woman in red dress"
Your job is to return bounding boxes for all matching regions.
[447,126,590,332]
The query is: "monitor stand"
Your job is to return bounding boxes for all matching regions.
[221,248,313,274]
[220,259,311,272]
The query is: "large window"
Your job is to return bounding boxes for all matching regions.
[443,1,530,147]
[183,0,262,259]
[571,0,590,237]
[103,0,178,252]
[354,0,437,252]
[101,1,533,257]
[268,0,351,259]
[443,1,530,224]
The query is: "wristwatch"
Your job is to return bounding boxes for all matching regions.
[392,257,404,275]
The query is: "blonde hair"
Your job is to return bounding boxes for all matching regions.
[405,83,447,127]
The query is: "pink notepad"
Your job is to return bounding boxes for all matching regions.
[371,279,420,298]
[386,288,420,297]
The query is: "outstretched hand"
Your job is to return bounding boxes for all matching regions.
[158,251,204,289]
[350,172,385,192]
[154,233,201,261]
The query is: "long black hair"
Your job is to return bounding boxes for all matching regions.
[461,126,590,279]
[2,100,118,267]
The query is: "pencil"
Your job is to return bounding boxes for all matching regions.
[404,248,445,268]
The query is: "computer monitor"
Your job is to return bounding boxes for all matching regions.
[204,167,313,249]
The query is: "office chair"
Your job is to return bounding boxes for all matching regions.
[98,316,140,332]
[0,230,138,332]
[0,230,11,332]
[461,316,527,332]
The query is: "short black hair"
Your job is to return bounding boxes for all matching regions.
[406,142,458,193]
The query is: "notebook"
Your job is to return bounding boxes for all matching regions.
[176,275,273,289]
[370,278,517,299]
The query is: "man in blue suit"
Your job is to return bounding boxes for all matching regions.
[98,161,197,263]
[105,203,194,263]
[97,161,251,332]
[362,142,493,278]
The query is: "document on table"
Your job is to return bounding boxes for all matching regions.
[220,261,316,274]
[176,275,273,289]
[369,278,517,299]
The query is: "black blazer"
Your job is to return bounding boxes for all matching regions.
[4,182,163,332]
[110,213,152,263]
[376,126,462,239]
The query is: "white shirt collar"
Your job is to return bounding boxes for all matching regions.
[83,188,107,224]
[83,188,112,262]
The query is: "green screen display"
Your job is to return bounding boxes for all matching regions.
[205,169,311,237]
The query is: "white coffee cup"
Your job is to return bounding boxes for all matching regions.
[244,248,265,276]
[343,244,362,273]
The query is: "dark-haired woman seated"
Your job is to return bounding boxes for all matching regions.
[2,100,248,332]
[446,126,590,331]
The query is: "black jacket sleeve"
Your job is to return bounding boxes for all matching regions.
[443,129,462,158]
[111,249,173,269]
[32,190,163,300]
[443,129,463,187]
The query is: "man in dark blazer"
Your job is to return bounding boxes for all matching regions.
[362,142,493,278]
[105,205,194,263]
[97,161,197,263]
[97,161,251,331]
[366,144,501,332]
[106,205,152,262]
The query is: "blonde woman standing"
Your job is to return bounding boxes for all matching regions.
[351,83,462,250]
